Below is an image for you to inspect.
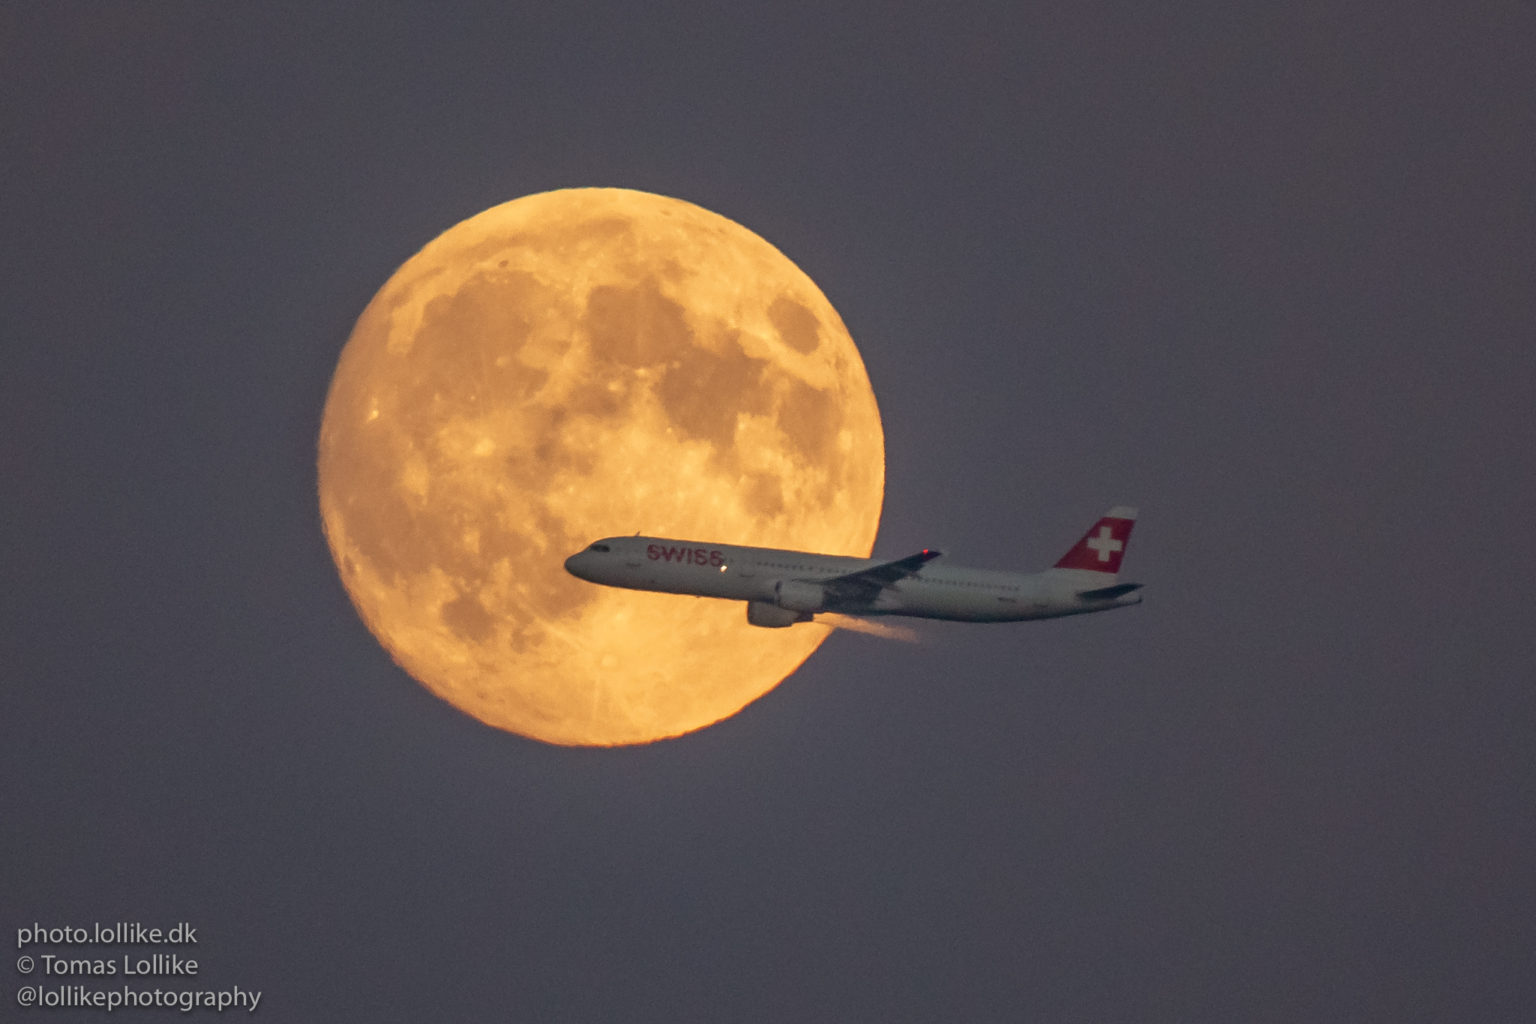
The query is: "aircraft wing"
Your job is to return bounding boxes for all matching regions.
[815,549,942,606]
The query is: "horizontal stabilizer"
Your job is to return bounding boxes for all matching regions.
[1077,582,1143,600]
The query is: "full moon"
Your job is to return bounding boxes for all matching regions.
[318,188,884,745]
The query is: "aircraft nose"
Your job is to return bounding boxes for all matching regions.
[563,551,589,580]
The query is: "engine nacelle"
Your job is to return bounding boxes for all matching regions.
[746,601,812,628]
[773,579,826,613]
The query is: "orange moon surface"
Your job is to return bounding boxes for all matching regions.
[317,188,885,745]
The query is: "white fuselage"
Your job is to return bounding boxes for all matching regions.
[564,536,1141,623]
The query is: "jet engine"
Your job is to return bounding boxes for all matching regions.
[746,601,811,628]
[773,579,826,613]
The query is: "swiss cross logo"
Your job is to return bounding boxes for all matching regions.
[1054,513,1135,573]
[1084,526,1124,563]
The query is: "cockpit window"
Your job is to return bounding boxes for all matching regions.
[589,543,611,553]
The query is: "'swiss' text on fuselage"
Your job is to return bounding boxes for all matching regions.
[647,544,725,567]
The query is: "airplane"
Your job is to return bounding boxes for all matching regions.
[563,507,1142,628]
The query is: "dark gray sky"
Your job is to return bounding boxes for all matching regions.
[5,3,1534,1021]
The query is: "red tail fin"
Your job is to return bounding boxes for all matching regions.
[1053,507,1137,575]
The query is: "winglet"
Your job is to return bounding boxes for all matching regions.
[1053,507,1137,575]
[872,549,940,580]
